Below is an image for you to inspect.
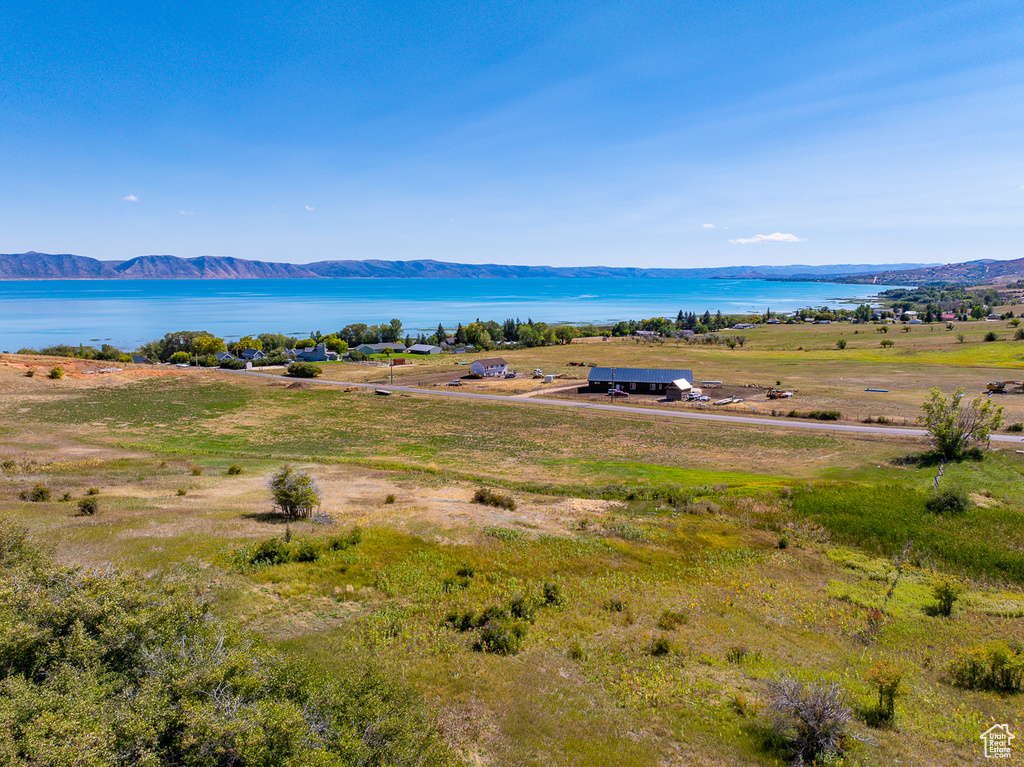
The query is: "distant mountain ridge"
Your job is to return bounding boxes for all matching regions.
[824,257,1024,286]
[0,251,942,281]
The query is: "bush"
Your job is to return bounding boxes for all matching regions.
[806,410,841,421]
[509,595,535,622]
[176,488,187,496]
[24,369,34,377]
[984,331,998,342]
[269,465,321,519]
[226,464,243,475]
[859,662,904,728]
[77,497,99,516]
[1016,329,1024,341]
[191,466,202,476]
[836,339,846,350]
[542,581,566,607]
[287,362,322,378]
[472,487,516,510]
[725,645,749,664]
[250,536,291,566]
[475,618,528,654]
[925,487,971,515]
[169,351,192,364]
[602,597,627,612]
[0,520,456,767]
[290,538,322,563]
[48,366,64,379]
[928,580,961,617]
[649,637,672,656]
[19,485,51,502]
[656,609,688,631]
[921,387,1003,459]
[86,486,99,495]
[765,678,851,764]
[880,339,894,347]
[1007,423,1024,433]
[947,642,1024,692]
[384,493,396,504]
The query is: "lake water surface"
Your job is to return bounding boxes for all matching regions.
[1,277,896,351]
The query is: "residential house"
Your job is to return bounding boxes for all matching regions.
[295,343,329,362]
[130,355,156,365]
[470,358,508,377]
[215,352,236,362]
[587,367,693,394]
[354,342,407,355]
[239,348,265,361]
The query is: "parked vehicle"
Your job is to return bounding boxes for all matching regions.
[447,379,462,386]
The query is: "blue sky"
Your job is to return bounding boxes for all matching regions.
[2,1,1021,267]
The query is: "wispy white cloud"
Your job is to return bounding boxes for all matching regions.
[179,210,194,215]
[729,232,805,245]
[122,194,139,202]
[702,223,715,229]
[305,205,315,211]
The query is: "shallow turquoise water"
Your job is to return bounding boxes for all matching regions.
[1,277,894,350]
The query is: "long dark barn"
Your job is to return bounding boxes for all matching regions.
[587,367,693,394]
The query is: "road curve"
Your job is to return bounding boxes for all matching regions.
[232,370,1024,445]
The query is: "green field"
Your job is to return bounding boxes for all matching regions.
[1,323,1022,766]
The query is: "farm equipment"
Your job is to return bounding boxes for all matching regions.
[987,381,1020,393]
[767,387,794,399]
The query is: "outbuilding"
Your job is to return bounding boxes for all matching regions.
[665,378,693,401]
[407,344,442,355]
[587,367,693,394]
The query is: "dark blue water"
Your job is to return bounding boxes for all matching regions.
[0,277,893,350]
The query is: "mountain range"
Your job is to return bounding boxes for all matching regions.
[0,252,950,281]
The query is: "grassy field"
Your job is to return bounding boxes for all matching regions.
[1,323,1022,766]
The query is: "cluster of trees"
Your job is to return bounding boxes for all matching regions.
[15,343,132,362]
[879,286,1003,320]
[0,521,457,767]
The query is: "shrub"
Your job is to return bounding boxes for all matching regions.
[169,351,192,364]
[250,536,291,566]
[509,595,536,622]
[1016,329,1024,341]
[567,642,586,660]
[649,637,671,656]
[269,465,321,519]
[77,497,99,516]
[928,580,961,617]
[290,538,322,563]
[656,609,688,631]
[1007,423,1024,433]
[602,598,626,612]
[20,485,50,502]
[925,487,971,515]
[327,526,363,551]
[287,362,322,378]
[777,535,789,549]
[455,563,475,578]
[475,618,528,654]
[177,488,187,496]
[384,493,396,504]
[806,410,841,421]
[725,645,749,664]
[542,582,566,607]
[765,678,851,764]
[984,331,998,342]
[836,339,846,350]
[880,339,895,347]
[859,662,904,728]
[48,366,64,379]
[24,369,34,377]
[947,642,1024,692]
[191,466,202,476]
[226,464,243,475]
[86,486,99,495]
[472,487,516,511]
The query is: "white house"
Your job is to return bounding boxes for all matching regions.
[470,357,508,377]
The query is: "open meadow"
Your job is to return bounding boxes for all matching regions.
[2,320,1023,766]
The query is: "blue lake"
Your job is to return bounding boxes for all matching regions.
[1,277,896,351]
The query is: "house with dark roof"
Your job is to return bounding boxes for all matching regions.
[130,355,156,365]
[239,348,265,361]
[470,358,508,377]
[295,342,338,362]
[587,367,693,394]
[215,351,236,362]
[354,342,407,355]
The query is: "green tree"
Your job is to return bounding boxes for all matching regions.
[554,325,578,345]
[381,318,404,343]
[168,351,192,364]
[192,335,227,355]
[921,387,1004,459]
[321,335,348,354]
[269,465,321,519]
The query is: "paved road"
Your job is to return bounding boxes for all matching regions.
[235,370,1024,445]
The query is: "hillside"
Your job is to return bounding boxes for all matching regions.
[0,251,939,280]
[835,257,1024,286]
